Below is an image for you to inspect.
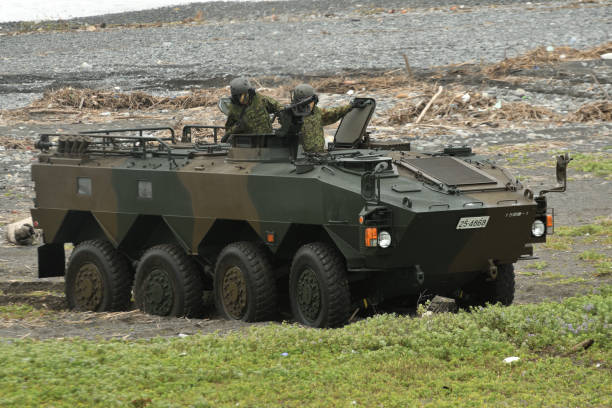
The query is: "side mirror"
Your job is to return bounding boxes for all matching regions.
[556,152,571,185]
[539,153,572,196]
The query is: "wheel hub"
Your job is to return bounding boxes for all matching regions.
[74,262,104,310]
[222,266,247,319]
[143,268,173,316]
[297,267,321,323]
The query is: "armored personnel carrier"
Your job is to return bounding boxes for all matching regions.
[31,100,570,327]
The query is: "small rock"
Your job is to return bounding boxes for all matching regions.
[347,90,355,95]
[178,333,188,338]
[503,356,520,364]
[515,88,526,96]
[546,46,555,52]
[80,62,92,69]
[86,25,96,32]
[461,93,470,103]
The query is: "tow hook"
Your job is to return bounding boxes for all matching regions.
[415,265,425,285]
[487,259,498,280]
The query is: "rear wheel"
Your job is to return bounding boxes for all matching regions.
[65,240,133,312]
[214,242,276,322]
[134,244,204,317]
[457,263,515,308]
[289,242,350,328]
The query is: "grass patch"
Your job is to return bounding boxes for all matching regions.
[594,261,612,277]
[22,290,62,297]
[578,251,608,262]
[0,304,52,320]
[576,249,612,278]
[525,261,548,270]
[517,271,538,277]
[542,272,566,280]
[569,152,612,178]
[557,219,612,238]
[544,235,573,250]
[1,289,611,407]
[556,277,591,285]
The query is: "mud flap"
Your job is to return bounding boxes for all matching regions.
[38,243,65,278]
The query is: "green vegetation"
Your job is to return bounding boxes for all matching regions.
[0,304,53,319]
[569,152,612,178]
[525,261,548,270]
[579,251,607,262]
[545,219,612,250]
[542,271,565,280]
[595,261,612,277]
[544,235,572,250]
[1,289,611,407]
[577,250,612,278]
[557,221,611,238]
[22,290,61,297]
[516,270,537,277]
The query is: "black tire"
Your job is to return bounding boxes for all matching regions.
[214,241,276,322]
[65,240,133,312]
[134,244,204,318]
[458,263,515,308]
[289,242,351,328]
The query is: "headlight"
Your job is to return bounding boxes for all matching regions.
[378,230,391,248]
[531,220,545,237]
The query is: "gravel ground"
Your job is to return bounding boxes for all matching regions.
[1,0,610,109]
[0,0,610,339]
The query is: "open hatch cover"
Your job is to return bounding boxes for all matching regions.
[333,98,376,148]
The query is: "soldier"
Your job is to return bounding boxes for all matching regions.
[223,77,282,141]
[291,83,369,153]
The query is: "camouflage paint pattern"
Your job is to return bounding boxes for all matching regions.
[31,142,546,297]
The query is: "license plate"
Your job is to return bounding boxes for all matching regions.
[456,216,490,229]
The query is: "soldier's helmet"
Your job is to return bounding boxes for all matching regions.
[230,77,255,105]
[291,84,319,116]
[292,84,318,104]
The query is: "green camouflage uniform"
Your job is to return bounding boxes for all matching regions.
[302,105,352,153]
[225,94,283,135]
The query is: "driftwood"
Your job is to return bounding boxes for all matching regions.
[564,339,594,356]
[415,86,443,124]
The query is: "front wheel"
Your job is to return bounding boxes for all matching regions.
[289,242,350,328]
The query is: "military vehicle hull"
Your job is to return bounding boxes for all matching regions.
[31,119,567,327]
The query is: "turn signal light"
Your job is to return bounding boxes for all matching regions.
[546,213,554,235]
[365,227,378,247]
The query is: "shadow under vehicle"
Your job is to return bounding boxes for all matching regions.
[30,98,570,328]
